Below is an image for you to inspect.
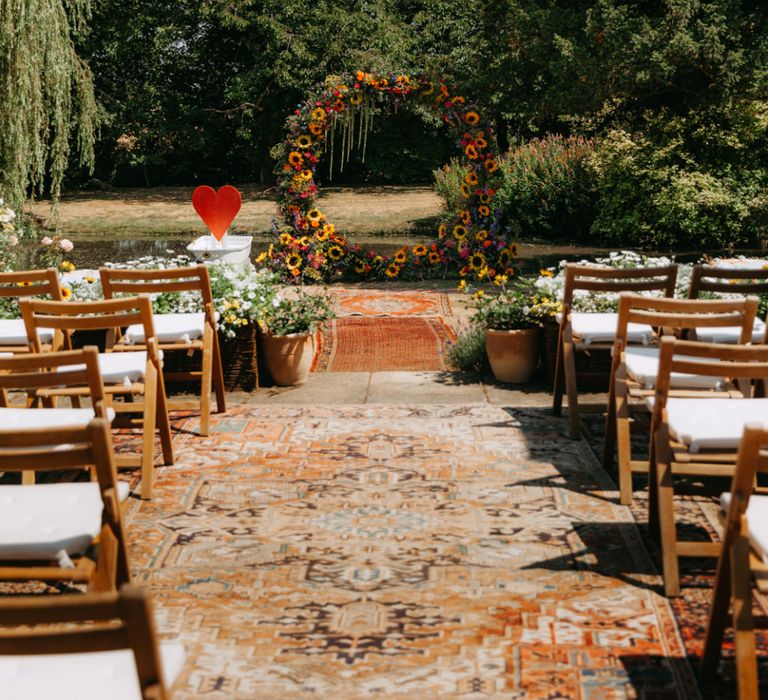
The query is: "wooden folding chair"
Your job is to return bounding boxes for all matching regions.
[552,263,678,438]
[688,264,768,344]
[100,265,226,436]
[604,294,758,505]
[701,424,768,699]
[20,296,174,499]
[0,584,184,699]
[0,268,62,354]
[0,347,109,484]
[0,417,130,591]
[650,337,768,596]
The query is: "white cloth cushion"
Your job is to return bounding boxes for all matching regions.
[0,641,185,700]
[720,493,768,563]
[0,482,110,560]
[59,352,147,386]
[650,398,768,452]
[0,407,116,430]
[124,312,205,345]
[568,312,655,345]
[623,346,725,390]
[0,319,53,345]
[693,318,766,344]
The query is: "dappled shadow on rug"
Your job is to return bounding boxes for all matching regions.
[313,316,456,372]
[124,404,704,698]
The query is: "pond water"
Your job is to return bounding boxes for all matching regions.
[69,236,765,274]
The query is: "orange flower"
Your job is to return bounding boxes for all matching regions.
[484,159,499,173]
[475,137,487,149]
[478,205,490,217]
[464,111,480,125]
[288,151,303,166]
[60,286,72,300]
[461,210,471,225]
[309,123,323,136]
[295,134,311,148]
[465,171,478,186]
[464,144,478,160]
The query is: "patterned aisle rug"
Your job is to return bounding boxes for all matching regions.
[313,316,457,372]
[122,405,704,699]
[330,289,453,317]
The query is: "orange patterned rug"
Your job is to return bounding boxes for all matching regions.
[313,316,456,372]
[330,289,453,317]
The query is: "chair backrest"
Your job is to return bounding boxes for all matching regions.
[20,295,160,361]
[0,347,106,410]
[562,263,678,312]
[651,337,768,427]
[0,268,63,301]
[688,264,768,299]
[0,584,169,700]
[0,417,118,489]
[100,265,214,306]
[613,294,759,356]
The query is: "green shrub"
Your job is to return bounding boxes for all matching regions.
[433,157,470,217]
[492,135,597,243]
[589,105,768,250]
[446,328,488,373]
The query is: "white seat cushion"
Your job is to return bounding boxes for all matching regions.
[623,346,725,390]
[0,319,53,345]
[0,407,116,430]
[0,482,106,560]
[0,641,185,700]
[124,312,205,345]
[59,352,147,385]
[720,493,768,563]
[693,318,766,344]
[569,312,655,345]
[653,398,768,452]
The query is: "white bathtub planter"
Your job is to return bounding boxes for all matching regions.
[186,234,252,266]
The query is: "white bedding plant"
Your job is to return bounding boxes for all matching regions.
[534,250,693,313]
[68,254,278,338]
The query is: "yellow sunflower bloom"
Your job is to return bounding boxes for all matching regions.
[394,250,407,264]
[315,228,330,241]
[498,250,511,267]
[385,263,400,278]
[288,151,303,166]
[461,210,471,225]
[438,223,447,239]
[309,123,323,136]
[296,135,312,148]
[475,229,488,242]
[464,111,480,125]
[312,107,326,121]
[428,252,441,264]
[460,183,471,197]
[476,137,487,149]
[307,209,322,221]
[484,159,499,173]
[453,225,467,240]
[327,245,344,261]
[279,233,294,246]
[465,172,478,186]
[478,205,490,217]
[412,244,428,256]
[464,144,479,160]
[60,286,72,300]
[323,223,335,236]
[349,93,363,105]
[302,169,313,180]
[286,254,302,269]
[469,252,486,271]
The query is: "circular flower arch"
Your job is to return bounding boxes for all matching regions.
[262,70,517,283]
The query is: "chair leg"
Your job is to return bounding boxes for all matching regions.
[154,363,175,467]
[563,337,580,439]
[602,371,618,472]
[90,523,118,592]
[615,369,634,505]
[199,325,214,437]
[702,535,734,677]
[731,532,759,699]
[140,371,158,501]
[655,436,681,597]
[552,330,565,417]
[212,328,227,413]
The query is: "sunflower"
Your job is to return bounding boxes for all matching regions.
[327,245,344,261]
[453,225,467,240]
[312,107,326,121]
[385,263,400,278]
[464,144,479,160]
[484,158,499,173]
[475,229,488,242]
[438,223,447,239]
[465,171,478,186]
[299,236,311,246]
[349,93,363,105]
[478,192,491,204]
[452,95,465,104]
[302,169,314,180]
[476,137,487,149]
[377,78,389,89]
[279,233,294,246]
[286,253,302,270]
[60,286,72,300]
[469,252,487,271]
[307,209,322,222]
[309,123,323,136]
[333,100,345,111]
[295,134,312,148]
[460,183,471,197]
[498,249,511,267]
[509,243,519,256]
[464,111,480,125]
[60,261,75,272]
[421,82,434,96]
[315,228,330,241]
[428,251,441,264]
[394,249,407,264]
[478,205,490,217]
[461,210,471,225]
[323,223,335,236]
[16,280,31,287]
[288,151,303,167]
[412,244,428,256]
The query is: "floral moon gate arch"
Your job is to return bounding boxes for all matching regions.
[267,70,517,283]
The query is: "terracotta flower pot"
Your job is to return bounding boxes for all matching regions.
[261,331,316,386]
[485,327,541,383]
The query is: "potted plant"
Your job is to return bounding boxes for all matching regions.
[260,288,335,385]
[469,276,555,383]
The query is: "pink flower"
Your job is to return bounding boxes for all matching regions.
[8,235,17,246]
[41,236,53,246]
[59,239,74,252]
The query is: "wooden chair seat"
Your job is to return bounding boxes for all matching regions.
[0,584,181,699]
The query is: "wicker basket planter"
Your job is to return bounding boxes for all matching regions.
[541,318,613,391]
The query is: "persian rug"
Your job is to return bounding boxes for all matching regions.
[329,289,453,317]
[580,411,768,698]
[313,316,457,372]
[120,404,705,699]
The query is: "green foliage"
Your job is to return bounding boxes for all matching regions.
[433,158,469,216]
[446,327,488,373]
[589,103,768,249]
[493,136,597,243]
[468,277,554,331]
[0,0,96,206]
[263,289,335,336]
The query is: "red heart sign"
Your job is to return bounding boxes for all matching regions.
[192,185,242,240]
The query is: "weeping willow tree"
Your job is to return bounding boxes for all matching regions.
[0,0,96,208]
